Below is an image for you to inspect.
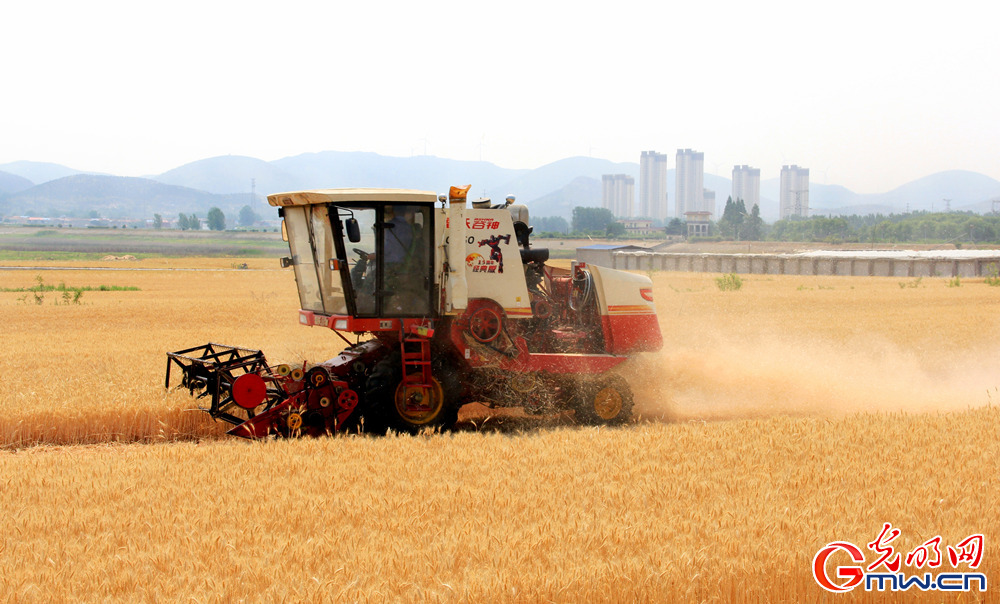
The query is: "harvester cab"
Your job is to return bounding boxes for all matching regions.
[166,185,662,438]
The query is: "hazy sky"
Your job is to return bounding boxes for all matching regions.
[2,1,997,193]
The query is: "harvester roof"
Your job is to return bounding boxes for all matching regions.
[267,188,438,207]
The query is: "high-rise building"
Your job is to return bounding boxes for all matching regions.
[703,189,716,216]
[639,151,668,220]
[779,165,810,219]
[675,149,705,217]
[732,165,761,210]
[601,174,634,218]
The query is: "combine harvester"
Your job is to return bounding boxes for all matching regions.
[166,185,662,437]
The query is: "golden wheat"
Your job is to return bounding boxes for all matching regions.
[0,261,997,601]
[1,411,996,601]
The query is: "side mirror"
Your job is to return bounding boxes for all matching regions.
[345,218,361,243]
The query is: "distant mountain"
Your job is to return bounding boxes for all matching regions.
[3,153,1000,223]
[530,176,602,218]
[871,170,1000,212]
[4,174,251,219]
[153,155,297,195]
[761,180,862,210]
[497,156,636,204]
[0,170,34,195]
[527,167,738,220]
[761,170,1000,218]
[0,161,85,184]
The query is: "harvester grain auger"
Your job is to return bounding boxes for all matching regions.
[166,186,662,438]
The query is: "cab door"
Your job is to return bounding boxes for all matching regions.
[282,205,347,315]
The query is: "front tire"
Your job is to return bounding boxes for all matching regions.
[365,352,460,434]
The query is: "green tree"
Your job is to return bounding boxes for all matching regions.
[534,216,569,234]
[207,207,226,231]
[744,204,763,241]
[665,218,685,235]
[718,196,747,239]
[606,221,627,238]
[153,214,163,230]
[189,214,201,231]
[238,205,257,228]
[571,207,615,233]
[177,213,189,230]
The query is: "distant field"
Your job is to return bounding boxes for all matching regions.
[2,226,970,262]
[0,226,287,259]
[0,261,997,600]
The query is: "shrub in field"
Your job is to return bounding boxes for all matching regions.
[2,274,137,302]
[985,264,1000,287]
[715,272,743,291]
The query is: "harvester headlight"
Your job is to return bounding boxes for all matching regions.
[334,318,348,330]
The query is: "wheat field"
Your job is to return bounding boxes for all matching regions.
[0,260,997,601]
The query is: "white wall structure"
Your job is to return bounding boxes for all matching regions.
[639,150,668,221]
[675,149,704,217]
[732,165,761,209]
[601,174,634,218]
[610,249,1000,278]
[780,165,810,219]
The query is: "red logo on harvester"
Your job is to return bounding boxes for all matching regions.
[813,523,986,593]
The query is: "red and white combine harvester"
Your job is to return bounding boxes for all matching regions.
[166,185,662,437]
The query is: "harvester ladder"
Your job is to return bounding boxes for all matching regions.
[400,332,433,389]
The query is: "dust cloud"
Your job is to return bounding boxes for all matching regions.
[625,331,1000,423]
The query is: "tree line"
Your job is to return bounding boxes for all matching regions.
[151,205,260,231]
[768,210,1000,244]
[532,201,1000,244]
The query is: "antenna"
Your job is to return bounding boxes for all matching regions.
[943,198,951,213]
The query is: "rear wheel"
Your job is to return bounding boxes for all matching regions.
[576,374,633,425]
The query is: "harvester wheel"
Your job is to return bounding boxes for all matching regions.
[365,352,460,434]
[393,379,446,426]
[576,375,633,426]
